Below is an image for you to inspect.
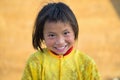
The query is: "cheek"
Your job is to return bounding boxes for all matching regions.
[44,39,55,47]
[66,36,75,44]
[44,36,53,47]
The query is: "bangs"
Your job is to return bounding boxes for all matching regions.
[47,13,68,23]
[44,3,70,23]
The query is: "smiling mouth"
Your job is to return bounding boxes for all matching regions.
[54,45,67,52]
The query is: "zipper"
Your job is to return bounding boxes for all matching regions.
[59,55,63,80]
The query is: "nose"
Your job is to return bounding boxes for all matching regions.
[55,36,65,45]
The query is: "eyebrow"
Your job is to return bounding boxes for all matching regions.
[64,29,68,31]
[45,28,70,34]
[63,29,69,32]
[46,32,56,34]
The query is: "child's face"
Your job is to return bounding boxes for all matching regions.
[43,21,75,55]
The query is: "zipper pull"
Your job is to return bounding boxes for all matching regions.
[58,54,63,58]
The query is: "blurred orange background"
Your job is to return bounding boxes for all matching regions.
[0,0,120,80]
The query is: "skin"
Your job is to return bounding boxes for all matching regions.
[43,21,75,55]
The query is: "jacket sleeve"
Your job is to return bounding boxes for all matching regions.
[21,54,41,80]
[84,59,101,80]
[21,61,33,80]
[90,61,100,80]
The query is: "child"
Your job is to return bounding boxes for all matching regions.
[22,2,100,80]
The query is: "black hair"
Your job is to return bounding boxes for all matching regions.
[32,2,79,51]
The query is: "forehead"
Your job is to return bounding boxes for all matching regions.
[44,21,73,33]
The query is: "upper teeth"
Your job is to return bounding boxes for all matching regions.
[57,47,65,50]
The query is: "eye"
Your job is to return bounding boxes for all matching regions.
[48,33,56,38]
[64,31,70,35]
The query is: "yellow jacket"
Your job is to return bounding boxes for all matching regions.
[22,48,100,80]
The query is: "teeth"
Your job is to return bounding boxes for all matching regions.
[54,45,67,53]
[54,45,67,51]
[57,47,65,50]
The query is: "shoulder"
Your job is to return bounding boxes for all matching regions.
[75,50,101,79]
[75,49,96,65]
[75,49,98,71]
[26,48,48,65]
